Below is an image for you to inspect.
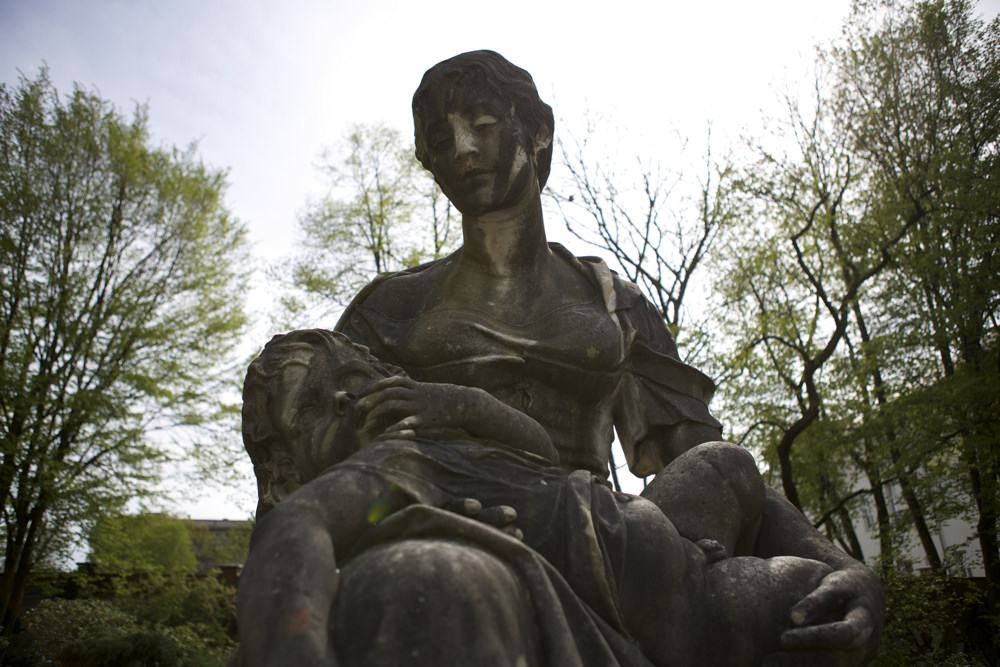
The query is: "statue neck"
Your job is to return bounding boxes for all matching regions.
[458,196,549,278]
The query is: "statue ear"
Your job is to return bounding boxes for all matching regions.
[533,125,552,156]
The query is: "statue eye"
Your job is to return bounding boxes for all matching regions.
[473,116,497,131]
[429,134,452,151]
[425,123,451,152]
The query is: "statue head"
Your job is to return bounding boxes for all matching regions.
[242,329,402,518]
[412,50,555,191]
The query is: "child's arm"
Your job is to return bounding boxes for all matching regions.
[235,466,410,667]
[354,376,558,463]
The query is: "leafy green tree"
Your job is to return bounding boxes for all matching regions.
[14,598,142,664]
[874,567,988,666]
[714,0,997,557]
[108,571,236,661]
[188,519,252,570]
[280,123,459,324]
[15,586,235,666]
[707,0,998,657]
[88,514,198,573]
[0,70,250,633]
[829,0,1000,602]
[566,0,996,657]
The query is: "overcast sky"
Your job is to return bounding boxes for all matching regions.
[2,0,868,260]
[4,0,998,519]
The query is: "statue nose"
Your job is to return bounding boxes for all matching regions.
[454,127,479,159]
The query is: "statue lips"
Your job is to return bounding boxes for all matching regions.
[462,167,491,183]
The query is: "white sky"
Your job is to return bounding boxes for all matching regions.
[4,0,999,519]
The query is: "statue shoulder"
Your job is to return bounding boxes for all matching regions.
[549,244,651,315]
[335,254,455,331]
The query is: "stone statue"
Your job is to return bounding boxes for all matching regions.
[233,51,884,666]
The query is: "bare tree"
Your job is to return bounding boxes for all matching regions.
[547,122,737,366]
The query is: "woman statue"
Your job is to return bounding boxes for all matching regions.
[233,51,883,666]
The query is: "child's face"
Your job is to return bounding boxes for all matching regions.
[256,337,391,504]
[304,342,389,476]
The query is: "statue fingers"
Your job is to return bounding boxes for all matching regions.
[477,504,518,528]
[781,607,873,651]
[359,398,416,432]
[371,429,415,444]
[439,500,522,539]
[695,538,728,563]
[504,526,524,541]
[787,570,854,627]
[359,375,412,394]
[442,497,483,517]
[355,384,416,417]
[383,416,420,433]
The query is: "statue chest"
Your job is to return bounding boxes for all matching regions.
[400,294,625,385]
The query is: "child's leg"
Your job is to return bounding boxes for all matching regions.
[335,538,540,666]
[640,441,766,557]
[615,493,834,667]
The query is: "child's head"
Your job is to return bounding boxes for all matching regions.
[242,329,403,517]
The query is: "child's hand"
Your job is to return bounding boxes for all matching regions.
[442,497,523,541]
[695,538,729,563]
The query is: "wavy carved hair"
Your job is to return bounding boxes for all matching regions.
[412,50,555,189]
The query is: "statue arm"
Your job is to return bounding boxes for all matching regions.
[611,276,724,477]
[235,467,412,667]
[755,487,885,659]
[355,376,558,463]
[235,496,341,667]
[446,383,558,462]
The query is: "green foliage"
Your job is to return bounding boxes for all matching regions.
[279,123,459,325]
[108,572,236,654]
[187,519,252,569]
[89,514,198,574]
[577,0,997,649]
[691,3,1000,657]
[0,68,250,629]
[19,598,141,662]
[88,513,253,577]
[709,0,999,579]
[9,572,236,666]
[874,569,991,666]
[58,631,185,667]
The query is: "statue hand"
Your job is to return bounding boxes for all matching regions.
[777,565,883,659]
[442,497,523,540]
[354,376,463,443]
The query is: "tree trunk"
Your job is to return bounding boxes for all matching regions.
[969,463,1000,608]
[853,302,941,569]
[836,506,865,562]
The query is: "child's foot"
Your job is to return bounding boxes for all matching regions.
[696,538,729,563]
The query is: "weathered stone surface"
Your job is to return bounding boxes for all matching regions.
[233,51,883,666]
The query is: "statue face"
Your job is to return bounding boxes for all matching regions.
[311,348,386,458]
[422,94,537,215]
[273,341,385,478]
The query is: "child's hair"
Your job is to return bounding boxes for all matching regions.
[242,329,402,518]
